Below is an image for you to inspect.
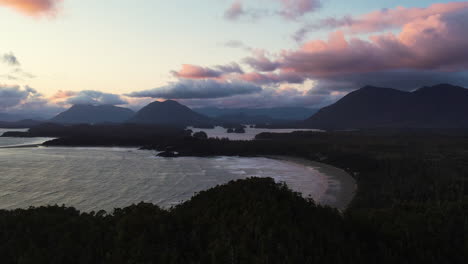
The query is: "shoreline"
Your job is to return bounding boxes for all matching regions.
[0,139,357,210]
[266,155,357,211]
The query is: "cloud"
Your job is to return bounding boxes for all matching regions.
[0,87,130,118]
[272,8,468,80]
[239,71,305,84]
[0,0,63,16]
[224,0,321,21]
[179,82,333,109]
[127,79,262,99]
[294,2,468,42]
[173,64,223,79]
[224,0,245,20]
[2,52,20,66]
[293,16,354,42]
[0,84,34,110]
[0,84,64,118]
[172,63,244,79]
[243,50,281,72]
[51,90,128,106]
[278,0,321,20]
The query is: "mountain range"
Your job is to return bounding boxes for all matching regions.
[305,84,468,129]
[2,83,468,129]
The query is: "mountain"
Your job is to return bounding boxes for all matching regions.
[194,107,318,121]
[305,84,468,129]
[51,104,135,124]
[128,100,213,126]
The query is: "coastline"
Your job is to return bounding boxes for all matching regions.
[266,155,357,211]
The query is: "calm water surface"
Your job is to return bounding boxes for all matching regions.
[0,128,341,212]
[188,126,323,140]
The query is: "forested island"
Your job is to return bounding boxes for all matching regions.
[0,124,467,263]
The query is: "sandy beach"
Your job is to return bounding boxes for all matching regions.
[267,156,357,211]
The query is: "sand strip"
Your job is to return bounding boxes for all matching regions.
[266,156,357,211]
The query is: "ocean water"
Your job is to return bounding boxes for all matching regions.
[188,126,323,140]
[0,128,340,212]
[0,129,54,148]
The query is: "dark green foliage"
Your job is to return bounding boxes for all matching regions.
[193,131,208,140]
[0,178,466,263]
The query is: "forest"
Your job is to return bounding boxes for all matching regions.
[0,125,467,263]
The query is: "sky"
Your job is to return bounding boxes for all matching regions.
[1,0,468,118]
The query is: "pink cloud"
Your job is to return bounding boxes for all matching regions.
[348,2,468,33]
[0,0,62,16]
[224,0,244,20]
[172,63,244,80]
[295,1,468,41]
[173,64,223,79]
[50,90,77,102]
[279,8,468,77]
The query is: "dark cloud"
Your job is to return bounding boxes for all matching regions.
[243,51,281,72]
[239,71,306,84]
[215,62,244,74]
[2,52,20,66]
[179,86,332,109]
[278,0,322,20]
[64,90,128,105]
[127,79,262,99]
[224,0,321,21]
[0,85,34,110]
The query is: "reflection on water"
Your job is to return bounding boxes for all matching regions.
[0,146,334,211]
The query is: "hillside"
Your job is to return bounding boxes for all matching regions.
[305,84,468,129]
[128,100,213,126]
[50,105,135,124]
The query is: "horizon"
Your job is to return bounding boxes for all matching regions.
[1,0,468,118]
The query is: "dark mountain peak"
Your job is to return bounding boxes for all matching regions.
[51,104,135,124]
[305,83,468,129]
[355,85,407,95]
[146,100,185,108]
[129,100,213,126]
[414,83,467,94]
[69,104,127,110]
[160,99,180,105]
[360,85,389,90]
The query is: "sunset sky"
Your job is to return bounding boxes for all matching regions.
[1,0,468,117]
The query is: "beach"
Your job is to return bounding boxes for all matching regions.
[268,156,357,211]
